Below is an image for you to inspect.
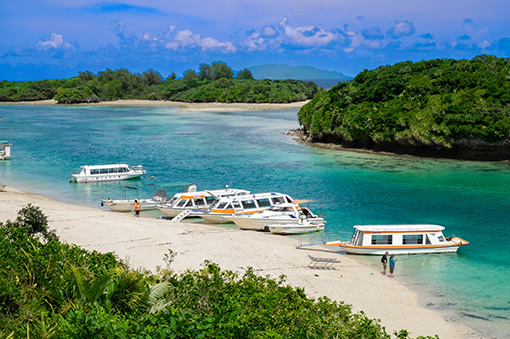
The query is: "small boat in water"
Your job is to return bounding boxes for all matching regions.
[267,221,325,235]
[101,182,195,212]
[226,202,324,231]
[0,141,11,160]
[157,185,250,218]
[69,164,146,183]
[324,224,469,255]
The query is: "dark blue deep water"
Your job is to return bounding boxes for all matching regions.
[1,104,509,337]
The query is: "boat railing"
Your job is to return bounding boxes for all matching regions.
[130,165,144,171]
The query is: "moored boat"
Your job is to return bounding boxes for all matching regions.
[0,141,11,160]
[157,186,250,218]
[324,224,469,255]
[101,182,195,212]
[199,192,294,224]
[226,202,324,231]
[69,164,146,183]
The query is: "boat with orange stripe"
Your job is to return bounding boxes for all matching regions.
[324,224,469,255]
[199,192,294,224]
[157,185,250,217]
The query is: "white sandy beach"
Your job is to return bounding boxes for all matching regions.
[0,185,482,338]
[2,99,309,112]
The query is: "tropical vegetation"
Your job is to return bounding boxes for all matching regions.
[0,204,436,338]
[0,62,320,104]
[298,55,510,160]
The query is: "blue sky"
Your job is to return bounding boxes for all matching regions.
[1,0,509,81]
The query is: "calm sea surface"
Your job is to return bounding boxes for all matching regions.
[1,104,509,337]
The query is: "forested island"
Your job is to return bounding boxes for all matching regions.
[298,55,510,160]
[0,62,320,104]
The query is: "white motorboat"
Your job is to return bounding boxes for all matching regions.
[157,186,250,218]
[324,224,469,255]
[0,141,11,160]
[267,221,325,235]
[101,182,196,212]
[199,192,294,224]
[226,203,324,231]
[69,164,146,183]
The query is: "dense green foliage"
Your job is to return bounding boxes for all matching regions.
[298,55,510,159]
[0,205,436,338]
[0,62,319,104]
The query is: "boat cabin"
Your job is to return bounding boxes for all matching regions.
[70,164,146,182]
[210,192,293,214]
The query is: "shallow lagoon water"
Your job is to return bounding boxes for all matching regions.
[1,104,509,337]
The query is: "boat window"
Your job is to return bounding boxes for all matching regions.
[271,197,286,205]
[177,199,190,207]
[426,235,432,245]
[194,198,206,207]
[90,169,99,175]
[232,201,242,209]
[168,197,178,205]
[242,199,256,209]
[438,235,445,242]
[100,168,109,174]
[205,196,216,205]
[257,198,271,207]
[217,202,229,210]
[371,235,392,245]
[403,234,423,245]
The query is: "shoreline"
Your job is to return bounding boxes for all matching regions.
[0,185,482,338]
[0,99,309,112]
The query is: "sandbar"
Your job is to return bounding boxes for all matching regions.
[0,185,481,338]
[0,99,308,112]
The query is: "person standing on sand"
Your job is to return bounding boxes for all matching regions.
[381,251,388,275]
[133,199,140,217]
[389,254,397,278]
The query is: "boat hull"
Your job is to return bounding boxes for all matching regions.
[268,223,325,235]
[324,238,468,255]
[71,173,144,183]
[200,214,232,224]
[158,207,207,218]
[228,215,324,231]
[102,199,158,212]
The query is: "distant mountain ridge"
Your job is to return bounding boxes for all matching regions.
[248,64,352,81]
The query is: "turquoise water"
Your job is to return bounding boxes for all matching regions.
[1,104,509,337]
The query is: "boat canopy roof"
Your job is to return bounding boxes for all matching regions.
[353,224,445,232]
[292,199,318,204]
[80,164,130,169]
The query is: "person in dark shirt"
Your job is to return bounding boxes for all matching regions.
[381,251,388,275]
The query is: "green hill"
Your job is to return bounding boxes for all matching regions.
[298,55,510,160]
[249,64,351,80]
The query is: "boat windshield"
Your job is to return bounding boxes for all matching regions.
[241,199,256,209]
[271,197,287,205]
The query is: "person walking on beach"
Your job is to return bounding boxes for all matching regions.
[389,254,397,278]
[133,199,141,217]
[381,251,388,275]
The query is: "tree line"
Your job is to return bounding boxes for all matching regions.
[0,205,435,338]
[0,62,320,104]
[298,55,510,160]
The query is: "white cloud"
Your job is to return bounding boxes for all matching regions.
[244,31,266,51]
[279,16,337,47]
[164,28,236,52]
[36,33,73,50]
[387,20,415,38]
